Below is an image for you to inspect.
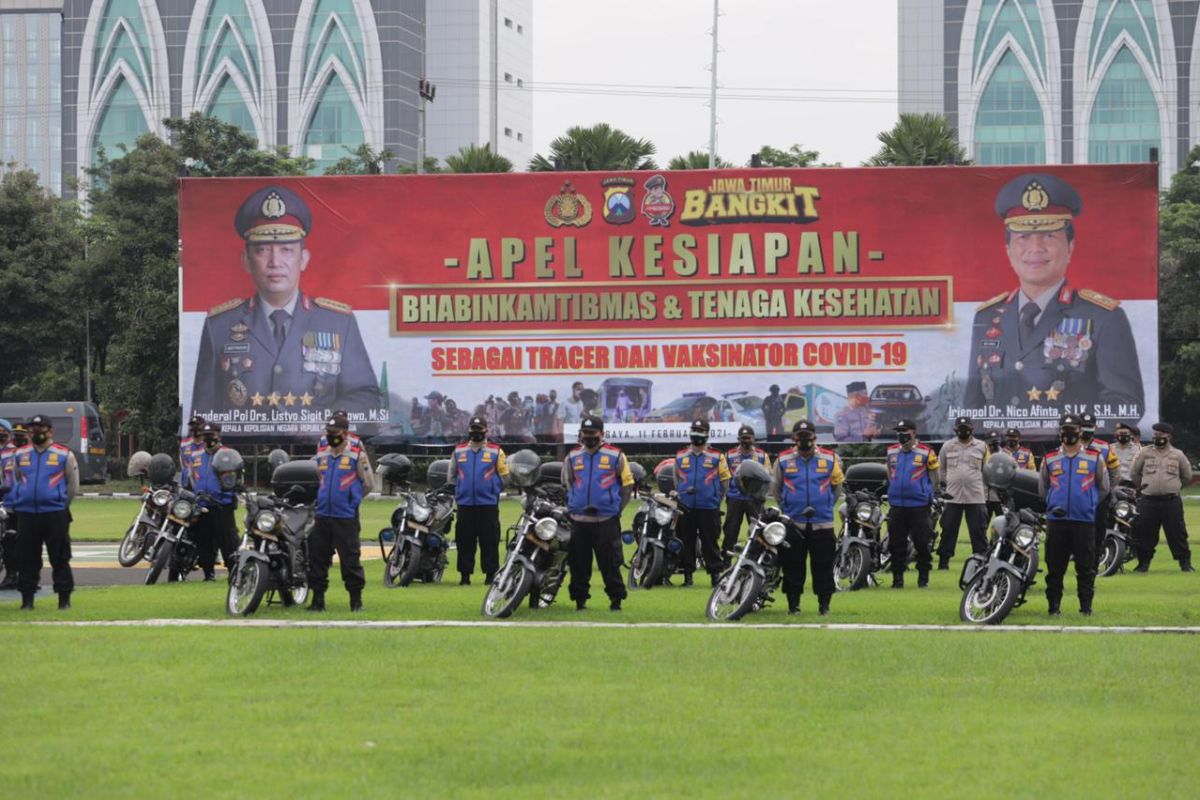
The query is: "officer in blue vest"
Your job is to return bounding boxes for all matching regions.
[885,419,941,588]
[722,424,770,558]
[1039,413,1110,616]
[772,420,844,615]
[187,422,240,581]
[1079,411,1120,568]
[674,418,731,587]
[446,415,509,586]
[11,414,80,610]
[0,418,19,590]
[308,412,375,612]
[562,415,634,610]
[179,415,205,490]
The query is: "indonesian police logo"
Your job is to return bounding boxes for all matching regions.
[544,181,593,228]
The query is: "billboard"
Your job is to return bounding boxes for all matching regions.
[178,164,1158,443]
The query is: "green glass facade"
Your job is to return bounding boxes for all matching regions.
[974,49,1046,165]
[1088,47,1161,164]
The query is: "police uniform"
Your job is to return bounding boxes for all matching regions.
[723,432,770,555]
[0,421,20,589]
[189,185,380,418]
[179,416,205,490]
[1130,423,1193,571]
[936,418,989,568]
[308,414,374,610]
[187,424,240,581]
[834,380,877,442]
[1080,415,1120,568]
[447,416,509,585]
[674,419,731,586]
[885,420,940,587]
[963,174,1144,419]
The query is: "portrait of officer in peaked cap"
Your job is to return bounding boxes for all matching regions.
[962,173,1143,420]
[190,185,381,418]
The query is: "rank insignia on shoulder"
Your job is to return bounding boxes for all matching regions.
[314,297,352,314]
[1078,289,1119,311]
[975,291,1010,312]
[208,297,245,317]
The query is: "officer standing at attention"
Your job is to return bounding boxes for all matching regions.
[1003,427,1037,470]
[187,422,239,581]
[179,415,205,489]
[0,419,19,590]
[936,416,988,570]
[308,412,374,611]
[446,415,508,586]
[12,415,79,610]
[885,419,940,588]
[562,415,634,610]
[1039,413,1109,616]
[1079,412,1120,566]
[722,424,770,559]
[1129,423,1193,573]
[762,385,785,440]
[1111,422,1142,483]
[772,420,844,615]
[674,419,731,587]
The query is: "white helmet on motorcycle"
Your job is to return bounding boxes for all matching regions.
[127,450,153,478]
[982,450,1018,490]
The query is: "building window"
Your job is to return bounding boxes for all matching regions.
[1088,46,1160,164]
[973,49,1045,165]
[517,132,523,142]
[504,127,512,137]
[517,24,523,34]
[92,77,150,164]
[504,72,512,83]
[516,78,523,88]
[303,72,366,172]
[504,17,512,28]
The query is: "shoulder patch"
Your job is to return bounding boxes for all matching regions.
[314,297,353,314]
[677,447,691,455]
[1078,289,1119,311]
[208,297,246,317]
[975,291,1010,312]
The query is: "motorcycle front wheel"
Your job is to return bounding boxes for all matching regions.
[281,585,309,607]
[118,522,151,567]
[227,559,269,616]
[481,565,534,618]
[398,543,425,587]
[834,542,871,592]
[1098,536,1125,578]
[382,542,404,588]
[145,540,174,585]
[960,570,1020,625]
[632,544,666,590]
[706,567,762,621]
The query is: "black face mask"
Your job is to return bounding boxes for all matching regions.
[690,435,708,447]
[31,432,49,446]
[897,432,913,445]
[581,435,601,449]
[796,435,815,450]
[1116,434,1131,444]
[1005,439,1020,450]
[987,441,1000,453]
[203,436,220,450]
[1153,436,1169,448]
[955,428,972,441]
[1081,430,1095,442]
[1061,431,1080,445]
[739,437,754,448]
[469,430,486,442]
[327,434,345,448]
[13,435,28,447]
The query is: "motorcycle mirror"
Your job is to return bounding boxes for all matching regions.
[621,531,635,545]
[378,527,394,543]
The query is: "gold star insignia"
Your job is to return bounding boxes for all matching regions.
[283,392,297,407]
[250,392,265,407]
[1026,386,1043,402]
[268,392,282,406]
[300,392,314,406]
[1045,386,1060,401]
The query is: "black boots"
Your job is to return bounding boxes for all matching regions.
[575,599,587,611]
[937,557,950,571]
[459,574,471,586]
[609,598,621,611]
[891,571,905,589]
[1181,557,1194,573]
[787,595,800,615]
[20,592,34,610]
[818,600,830,616]
[349,591,363,612]
[57,592,71,610]
[917,570,929,588]
[682,573,694,587]
[308,591,326,612]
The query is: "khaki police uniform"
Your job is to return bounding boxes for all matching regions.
[1130,446,1192,569]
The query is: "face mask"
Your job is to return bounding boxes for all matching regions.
[204,437,219,450]
[1061,431,1080,445]
[739,437,753,448]
[955,428,972,441]
[897,432,913,445]
[690,435,707,447]
[468,429,486,442]
[1005,439,1020,450]
[796,435,815,450]
[327,434,345,448]
[1153,437,1169,448]
[31,432,48,446]
[1081,430,1094,441]
[987,441,1000,453]
[1116,434,1131,444]
[581,435,601,448]
[13,435,28,447]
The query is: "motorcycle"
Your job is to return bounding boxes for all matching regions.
[878,491,950,576]
[1098,485,1139,577]
[625,462,685,589]
[958,505,1044,624]
[707,506,788,621]
[833,486,885,591]
[118,452,179,567]
[144,488,207,585]
[380,481,455,588]
[482,450,571,618]
[0,487,13,586]
[227,485,315,615]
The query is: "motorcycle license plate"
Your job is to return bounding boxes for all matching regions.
[408,521,429,533]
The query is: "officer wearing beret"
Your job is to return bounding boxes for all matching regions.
[963,173,1144,421]
[1129,422,1193,572]
[190,185,381,420]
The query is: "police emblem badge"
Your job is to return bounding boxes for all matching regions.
[641,174,674,227]
[601,177,635,225]
[229,378,249,407]
[544,181,593,228]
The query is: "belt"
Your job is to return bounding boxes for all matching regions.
[1143,494,1180,500]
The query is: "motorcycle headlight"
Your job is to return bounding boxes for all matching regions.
[410,499,432,524]
[652,505,674,526]
[534,517,558,541]
[1013,525,1036,549]
[171,500,194,519]
[151,489,172,507]
[254,510,279,532]
[1114,502,1133,520]
[855,505,874,523]
[426,533,443,549]
[762,521,787,546]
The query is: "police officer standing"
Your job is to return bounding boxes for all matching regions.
[762,385,785,440]
[674,419,731,587]
[179,415,205,489]
[187,422,239,581]
[1003,427,1038,470]
[12,415,79,610]
[447,415,508,586]
[936,416,988,570]
[885,419,940,588]
[1080,412,1120,566]
[562,415,633,610]
[308,412,374,611]
[0,419,19,590]
[722,424,770,559]
[1111,423,1141,483]
[1039,413,1109,615]
[1130,423,1193,572]
[772,420,844,615]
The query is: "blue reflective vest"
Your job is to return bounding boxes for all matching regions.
[725,446,769,501]
[453,442,505,507]
[777,447,839,524]
[179,439,202,489]
[886,443,939,507]
[1043,447,1102,523]
[675,447,727,510]
[11,443,72,513]
[567,444,626,519]
[315,445,365,519]
[189,447,236,508]
[1,444,19,508]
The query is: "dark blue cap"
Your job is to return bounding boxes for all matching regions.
[234,185,312,242]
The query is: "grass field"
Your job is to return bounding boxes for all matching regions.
[3,498,1200,796]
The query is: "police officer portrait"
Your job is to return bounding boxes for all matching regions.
[188,185,382,422]
[962,172,1145,425]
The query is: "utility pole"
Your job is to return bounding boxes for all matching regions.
[708,0,720,168]
[417,78,437,173]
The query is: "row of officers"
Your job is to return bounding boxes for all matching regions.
[2,410,1192,616]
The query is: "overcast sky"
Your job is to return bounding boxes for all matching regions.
[531,1,899,168]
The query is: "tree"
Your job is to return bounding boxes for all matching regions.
[324,143,396,175]
[750,144,820,168]
[165,113,314,177]
[667,150,732,170]
[396,157,443,174]
[445,143,513,173]
[866,113,970,166]
[1158,146,1200,448]
[529,123,657,171]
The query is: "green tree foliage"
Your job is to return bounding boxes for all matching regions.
[750,144,820,168]
[165,114,315,177]
[667,150,732,170]
[445,143,514,173]
[323,143,395,175]
[866,113,970,166]
[529,123,657,172]
[1158,147,1200,447]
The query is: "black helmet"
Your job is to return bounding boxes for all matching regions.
[426,458,452,490]
[628,461,647,487]
[267,449,289,471]
[211,448,244,490]
[127,450,153,478]
[507,449,541,488]
[654,460,676,495]
[378,453,413,488]
[147,453,176,486]
[734,459,771,503]
[982,450,1018,490]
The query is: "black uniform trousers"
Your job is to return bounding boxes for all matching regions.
[567,517,627,604]
[2,510,20,582]
[17,510,72,596]
[722,498,755,555]
[307,515,365,594]
[1093,495,1110,567]
[1135,495,1191,565]
[936,503,989,561]
[887,505,933,576]
[780,523,835,607]
[455,505,500,580]
[678,506,722,577]
[193,505,237,577]
[1044,520,1096,611]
